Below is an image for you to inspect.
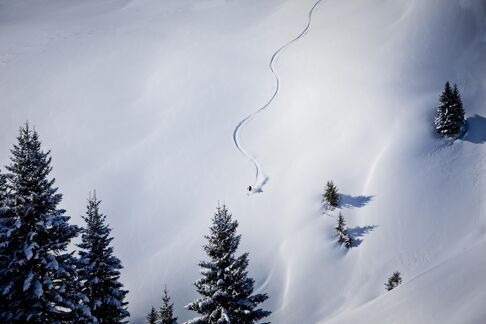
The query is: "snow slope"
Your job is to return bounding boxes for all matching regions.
[0,0,484,323]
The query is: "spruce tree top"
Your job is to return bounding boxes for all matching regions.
[185,205,271,323]
[5,123,73,240]
[79,192,114,259]
[160,285,177,324]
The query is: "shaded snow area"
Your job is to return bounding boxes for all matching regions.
[0,0,485,323]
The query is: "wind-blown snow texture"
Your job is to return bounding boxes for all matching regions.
[0,0,485,323]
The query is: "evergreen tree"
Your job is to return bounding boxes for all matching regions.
[434,82,465,137]
[385,271,402,291]
[77,192,129,323]
[0,169,12,310]
[0,123,88,322]
[0,169,9,235]
[185,205,271,324]
[160,285,178,324]
[335,213,346,243]
[0,169,6,204]
[335,213,353,249]
[452,84,465,127]
[323,181,340,209]
[147,306,158,324]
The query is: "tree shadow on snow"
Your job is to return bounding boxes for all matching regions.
[339,194,374,209]
[460,115,486,144]
[348,225,378,247]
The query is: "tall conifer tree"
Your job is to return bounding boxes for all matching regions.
[0,123,86,322]
[77,192,129,323]
[160,285,177,324]
[0,169,11,310]
[335,213,353,249]
[323,181,340,209]
[185,205,271,324]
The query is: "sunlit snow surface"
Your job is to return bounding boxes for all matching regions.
[0,0,485,323]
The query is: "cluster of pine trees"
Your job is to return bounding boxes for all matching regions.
[323,181,404,291]
[146,287,177,324]
[147,205,271,324]
[434,82,465,137]
[322,181,353,249]
[0,124,129,323]
[385,272,402,291]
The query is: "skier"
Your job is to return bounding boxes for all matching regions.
[247,185,252,192]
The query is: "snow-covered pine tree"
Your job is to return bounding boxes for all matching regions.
[434,82,453,135]
[0,168,6,204]
[335,213,353,249]
[185,205,271,324]
[434,82,465,137]
[77,191,129,323]
[147,306,158,324]
[0,169,12,310]
[323,181,340,209]
[451,84,465,132]
[335,213,346,244]
[0,169,11,236]
[160,285,178,324]
[385,271,402,291]
[0,123,88,322]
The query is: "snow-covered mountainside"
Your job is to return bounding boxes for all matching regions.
[0,0,485,322]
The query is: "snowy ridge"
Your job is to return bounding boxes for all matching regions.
[232,0,325,194]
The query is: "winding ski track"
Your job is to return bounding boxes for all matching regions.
[233,0,324,193]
